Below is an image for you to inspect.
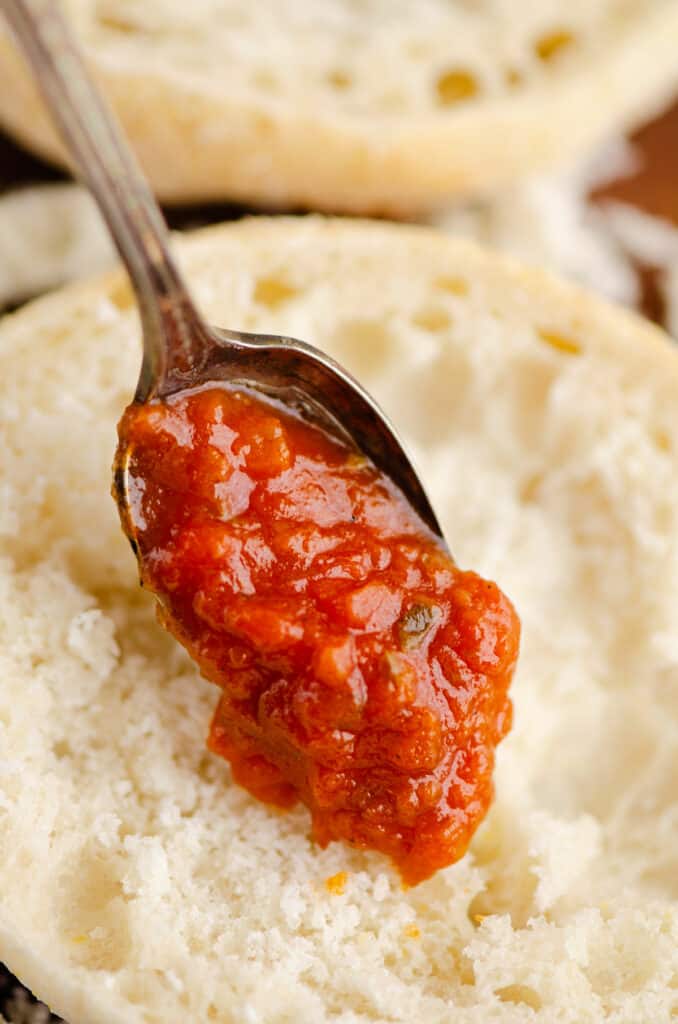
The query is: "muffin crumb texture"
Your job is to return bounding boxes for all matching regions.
[0,220,676,1023]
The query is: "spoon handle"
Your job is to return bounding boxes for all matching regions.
[1,0,206,395]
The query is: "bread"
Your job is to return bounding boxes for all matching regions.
[2,153,677,337]
[1,218,676,1023]
[1,2,678,212]
[0,184,113,309]
[432,139,644,310]
[0,145,667,330]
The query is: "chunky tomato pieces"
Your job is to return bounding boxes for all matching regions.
[116,386,519,885]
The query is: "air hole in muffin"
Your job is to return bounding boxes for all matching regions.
[253,276,300,309]
[519,472,545,504]
[252,69,278,92]
[534,29,575,63]
[326,68,353,90]
[406,40,430,60]
[537,328,582,355]
[331,319,395,379]
[435,275,469,296]
[653,430,672,453]
[454,950,477,987]
[395,348,473,445]
[108,279,134,311]
[435,69,479,106]
[96,13,137,33]
[496,985,543,1010]
[253,113,274,137]
[505,67,524,88]
[468,826,537,928]
[55,850,131,970]
[120,979,146,1006]
[379,91,407,112]
[412,307,451,332]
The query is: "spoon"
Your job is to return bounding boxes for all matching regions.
[3,0,445,542]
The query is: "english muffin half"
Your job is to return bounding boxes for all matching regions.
[0,219,676,1023]
[1,1,678,212]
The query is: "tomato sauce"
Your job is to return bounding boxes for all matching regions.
[115,385,519,885]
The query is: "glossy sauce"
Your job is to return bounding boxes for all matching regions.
[116,385,520,884]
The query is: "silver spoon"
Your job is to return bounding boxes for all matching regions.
[3,0,445,543]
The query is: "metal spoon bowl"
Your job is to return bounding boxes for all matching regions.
[3,0,445,542]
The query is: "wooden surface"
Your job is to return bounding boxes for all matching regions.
[592,100,678,225]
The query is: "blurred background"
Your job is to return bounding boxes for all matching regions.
[0,95,676,334]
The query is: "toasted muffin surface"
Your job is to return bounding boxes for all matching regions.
[1,2,678,209]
